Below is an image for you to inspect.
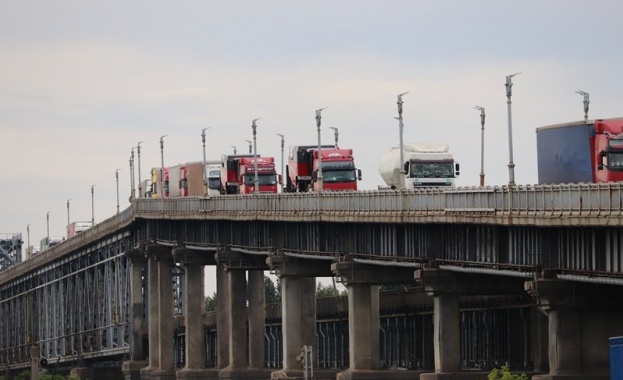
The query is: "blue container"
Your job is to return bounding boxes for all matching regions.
[611,336,623,379]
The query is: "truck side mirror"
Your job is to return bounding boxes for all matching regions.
[455,163,460,176]
[311,171,318,181]
[357,169,362,180]
[278,174,283,185]
[403,162,409,174]
[598,150,606,170]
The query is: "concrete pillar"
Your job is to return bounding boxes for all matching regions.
[347,284,380,370]
[279,276,316,372]
[248,270,265,368]
[432,292,460,373]
[216,264,230,368]
[546,307,582,375]
[227,269,248,369]
[183,264,205,369]
[157,255,174,371]
[30,345,40,380]
[147,257,160,370]
[130,255,145,361]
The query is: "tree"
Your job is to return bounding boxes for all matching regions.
[265,275,281,304]
[487,365,528,380]
[205,292,217,312]
[316,281,347,298]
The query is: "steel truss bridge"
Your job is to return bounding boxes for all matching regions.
[0,184,622,377]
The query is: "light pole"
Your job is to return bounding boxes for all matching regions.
[396,92,409,189]
[505,73,520,186]
[315,108,326,191]
[130,148,135,200]
[159,135,167,198]
[137,141,143,197]
[251,118,261,193]
[329,127,339,148]
[91,184,96,225]
[202,128,210,196]
[66,199,71,239]
[115,168,121,214]
[46,211,50,245]
[26,224,30,251]
[576,90,590,123]
[277,133,285,191]
[473,106,486,187]
[245,139,252,154]
[230,145,237,155]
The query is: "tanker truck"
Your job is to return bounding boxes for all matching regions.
[378,143,460,189]
[536,117,623,184]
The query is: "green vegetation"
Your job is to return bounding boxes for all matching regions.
[0,370,79,380]
[487,365,528,380]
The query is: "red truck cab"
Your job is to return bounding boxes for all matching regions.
[220,155,280,194]
[285,145,361,192]
[594,118,623,182]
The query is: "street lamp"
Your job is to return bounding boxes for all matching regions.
[315,108,327,191]
[276,133,285,191]
[115,168,121,214]
[46,211,50,246]
[245,139,253,154]
[91,184,96,225]
[230,145,237,155]
[202,128,210,196]
[251,118,261,193]
[505,73,520,186]
[137,141,143,197]
[66,199,71,239]
[26,224,30,251]
[130,148,135,200]
[160,135,167,198]
[474,106,486,187]
[576,90,590,123]
[329,127,339,148]
[396,92,409,189]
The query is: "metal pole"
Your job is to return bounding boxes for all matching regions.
[576,90,590,123]
[474,106,486,187]
[329,127,339,148]
[115,168,121,214]
[277,133,284,191]
[202,128,210,196]
[66,199,71,239]
[230,145,237,155]
[91,184,96,225]
[129,150,134,201]
[251,118,261,193]
[396,92,409,189]
[315,108,326,191]
[245,139,252,154]
[505,73,520,186]
[46,211,50,244]
[26,224,30,250]
[137,141,143,197]
[160,135,167,198]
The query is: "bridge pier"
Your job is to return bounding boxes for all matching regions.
[123,249,149,380]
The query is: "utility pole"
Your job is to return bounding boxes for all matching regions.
[130,148,135,200]
[91,185,96,225]
[202,128,210,196]
[66,199,71,239]
[137,141,143,197]
[474,106,486,187]
[576,90,590,123]
[315,108,326,191]
[277,133,285,191]
[396,92,409,189]
[251,118,261,193]
[245,139,253,154]
[46,211,50,246]
[505,73,520,186]
[329,127,339,148]
[115,168,121,214]
[160,135,167,198]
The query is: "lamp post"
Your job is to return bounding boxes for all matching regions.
[245,139,252,154]
[576,90,590,123]
[277,133,285,191]
[251,118,261,193]
[137,141,143,197]
[474,106,486,187]
[66,199,71,239]
[505,73,520,186]
[130,148,135,200]
[202,128,210,196]
[329,127,339,148]
[115,168,121,214]
[396,92,409,189]
[230,145,237,155]
[26,224,30,252]
[91,184,96,225]
[46,211,50,245]
[315,108,326,191]
[159,135,167,198]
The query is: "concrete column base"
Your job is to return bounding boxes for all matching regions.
[123,360,148,380]
[532,374,609,380]
[176,368,216,379]
[337,369,424,380]
[220,367,273,379]
[420,371,489,380]
[140,368,176,380]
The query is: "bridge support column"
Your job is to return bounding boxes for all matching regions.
[141,244,175,380]
[248,270,265,369]
[271,276,316,380]
[123,250,148,380]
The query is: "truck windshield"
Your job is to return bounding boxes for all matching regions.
[208,178,221,190]
[409,162,454,178]
[323,169,357,183]
[243,174,278,186]
[607,140,623,170]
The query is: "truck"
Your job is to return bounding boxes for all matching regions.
[378,143,460,189]
[149,167,170,198]
[68,221,93,238]
[220,155,280,194]
[536,117,623,184]
[206,163,222,196]
[284,145,361,192]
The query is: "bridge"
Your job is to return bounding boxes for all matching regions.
[1,184,622,380]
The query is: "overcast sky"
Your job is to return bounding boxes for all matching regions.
[2,1,622,293]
